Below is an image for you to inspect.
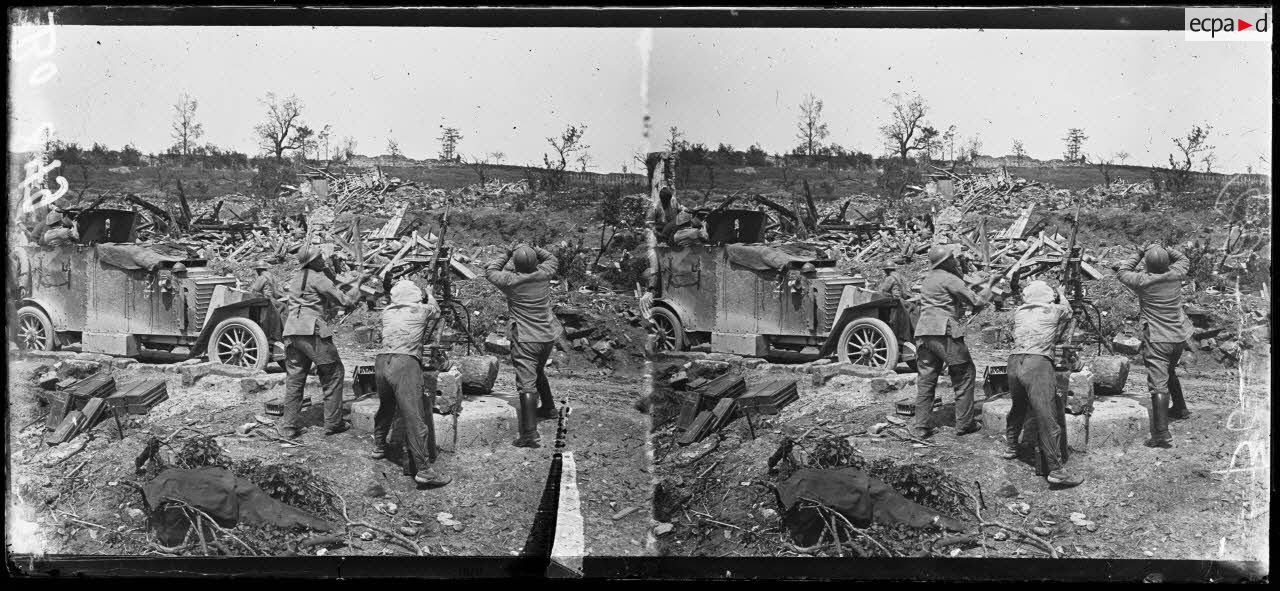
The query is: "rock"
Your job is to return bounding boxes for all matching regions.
[760,508,778,521]
[1199,338,1218,351]
[385,502,398,515]
[58,359,103,380]
[742,358,766,369]
[455,356,499,395]
[674,437,720,467]
[993,531,1009,541]
[399,527,419,537]
[364,483,386,498]
[653,523,674,536]
[1032,526,1051,536]
[1218,340,1240,356]
[591,340,614,359]
[1090,356,1129,395]
[870,422,889,434]
[360,531,376,541]
[870,373,918,394]
[122,507,148,527]
[995,483,1019,498]
[240,373,287,395]
[236,422,256,435]
[112,358,139,370]
[484,335,511,356]
[1007,502,1030,515]
[572,338,589,351]
[1086,523,1099,532]
[688,359,731,379]
[436,512,460,527]
[1111,335,1142,355]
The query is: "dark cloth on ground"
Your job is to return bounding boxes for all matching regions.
[141,467,334,546]
[774,467,966,545]
[724,243,816,272]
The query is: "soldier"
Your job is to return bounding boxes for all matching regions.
[371,280,451,488]
[484,243,560,448]
[910,244,994,439]
[1113,244,1192,448]
[670,210,710,248]
[247,262,279,300]
[278,245,358,440]
[1002,280,1084,488]
[875,260,911,299]
[646,187,683,240]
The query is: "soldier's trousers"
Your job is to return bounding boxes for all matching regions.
[1143,341,1185,443]
[1005,353,1067,473]
[911,335,978,433]
[281,334,345,434]
[373,353,438,471]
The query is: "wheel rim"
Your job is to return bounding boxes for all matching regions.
[215,325,260,367]
[18,314,47,350]
[653,314,676,351]
[846,325,889,367]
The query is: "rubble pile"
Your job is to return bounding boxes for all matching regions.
[909,167,1157,215]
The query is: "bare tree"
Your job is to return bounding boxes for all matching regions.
[170,93,204,159]
[963,135,984,163]
[1011,139,1026,165]
[317,125,333,161]
[880,93,932,162]
[576,151,592,172]
[942,124,958,162]
[1062,128,1088,163]
[293,126,316,163]
[543,124,589,189]
[1091,154,1116,185]
[253,93,306,161]
[467,155,492,185]
[1201,153,1216,173]
[1168,123,1214,189]
[796,92,830,157]
[666,126,686,155]
[438,125,463,161]
[488,151,506,165]
[337,136,357,162]
[386,138,402,158]
[1114,151,1130,166]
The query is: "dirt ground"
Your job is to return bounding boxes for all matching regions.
[7,340,653,558]
[647,337,1269,567]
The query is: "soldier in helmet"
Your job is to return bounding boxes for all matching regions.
[247,261,279,301]
[1113,243,1192,448]
[910,244,996,439]
[484,243,560,448]
[875,259,911,300]
[278,245,359,440]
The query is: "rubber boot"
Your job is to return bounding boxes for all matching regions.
[1144,390,1173,448]
[512,391,541,448]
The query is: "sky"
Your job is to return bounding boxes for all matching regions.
[9,26,649,172]
[648,28,1272,173]
[9,24,1272,174]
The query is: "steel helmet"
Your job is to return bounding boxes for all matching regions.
[675,210,694,227]
[252,261,270,271]
[927,245,955,269]
[297,245,322,267]
[513,245,538,273]
[171,262,187,274]
[1144,246,1170,274]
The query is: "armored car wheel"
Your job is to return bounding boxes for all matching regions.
[208,317,270,370]
[836,317,900,369]
[16,306,55,351]
[650,307,686,352]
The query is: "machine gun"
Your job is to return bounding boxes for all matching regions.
[1054,199,1110,451]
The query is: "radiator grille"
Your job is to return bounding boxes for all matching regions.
[192,276,237,329]
[821,277,864,331]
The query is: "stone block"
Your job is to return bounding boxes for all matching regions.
[983,395,1147,448]
[870,373,918,395]
[1111,335,1142,355]
[432,395,518,452]
[484,335,511,356]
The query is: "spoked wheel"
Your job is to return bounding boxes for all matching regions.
[208,317,270,370]
[649,307,686,352]
[16,306,55,351]
[836,317,900,369]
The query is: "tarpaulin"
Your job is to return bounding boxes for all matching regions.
[725,244,817,272]
[142,467,335,545]
[97,243,186,272]
[775,468,966,546]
